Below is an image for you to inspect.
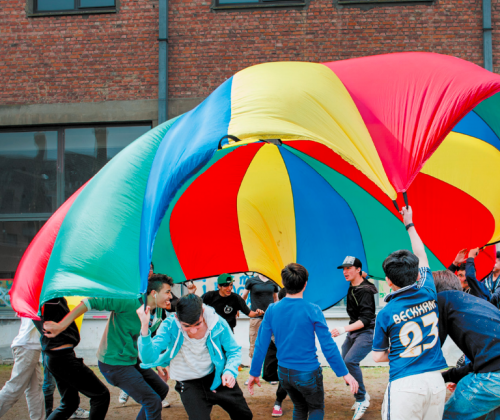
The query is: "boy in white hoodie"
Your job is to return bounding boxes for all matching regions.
[137,294,253,420]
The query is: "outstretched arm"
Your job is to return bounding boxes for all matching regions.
[401,206,428,268]
[466,249,494,303]
[43,302,88,337]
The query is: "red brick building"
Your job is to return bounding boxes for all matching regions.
[0,0,498,310]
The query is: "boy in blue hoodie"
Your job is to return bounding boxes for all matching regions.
[137,294,252,420]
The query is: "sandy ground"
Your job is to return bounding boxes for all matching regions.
[0,365,484,420]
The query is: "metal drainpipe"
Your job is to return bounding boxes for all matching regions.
[158,0,168,124]
[483,0,493,72]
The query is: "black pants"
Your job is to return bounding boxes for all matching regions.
[175,371,253,420]
[45,348,110,420]
[99,361,169,420]
[276,383,287,405]
[263,340,288,406]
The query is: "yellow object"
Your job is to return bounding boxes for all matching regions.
[229,61,396,199]
[422,131,500,243]
[65,296,85,332]
[237,144,295,285]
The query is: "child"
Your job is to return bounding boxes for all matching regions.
[372,206,448,420]
[247,263,358,420]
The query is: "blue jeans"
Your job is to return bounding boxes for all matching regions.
[277,366,324,420]
[341,330,373,402]
[444,371,500,420]
[98,361,169,420]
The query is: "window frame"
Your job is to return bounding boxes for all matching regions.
[27,0,119,17]
[212,0,306,10]
[0,122,151,313]
[337,0,433,4]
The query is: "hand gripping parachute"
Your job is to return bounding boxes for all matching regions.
[10,52,500,318]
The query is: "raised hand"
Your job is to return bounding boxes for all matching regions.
[453,249,468,265]
[468,247,480,259]
[400,205,413,226]
[136,305,151,326]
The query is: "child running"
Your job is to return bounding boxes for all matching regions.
[372,206,448,420]
[247,263,358,420]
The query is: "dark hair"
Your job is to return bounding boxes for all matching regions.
[150,262,155,270]
[433,270,462,293]
[278,287,287,300]
[382,249,419,288]
[497,251,500,260]
[176,294,203,325]
[457,263,466,272]
[147,274,173,295]
[281,263,308,294]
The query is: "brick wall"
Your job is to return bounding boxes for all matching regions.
[1,0,498,105]
[169,0,499,99]
[0,0,159,105]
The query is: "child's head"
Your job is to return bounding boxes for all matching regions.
[281,263,308,294]
[176,294,203,326]
[382,249,419,288]
[433,270,462,293]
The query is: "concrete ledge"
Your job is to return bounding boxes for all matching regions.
[168,97,205,119]
[0,97,207,128]
[0,100,157,127]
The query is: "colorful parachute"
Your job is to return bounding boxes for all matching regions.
[10,52,500,318]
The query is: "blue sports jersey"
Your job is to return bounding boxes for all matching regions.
[373,267,448,382]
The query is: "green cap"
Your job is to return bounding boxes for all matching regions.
[217,273,234,285]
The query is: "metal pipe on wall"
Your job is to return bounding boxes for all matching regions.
[158,0,168,124]
[483,0,493,72]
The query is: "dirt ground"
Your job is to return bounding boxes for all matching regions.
[0,365,478,420]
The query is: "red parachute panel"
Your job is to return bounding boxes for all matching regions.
[170,143,264,279]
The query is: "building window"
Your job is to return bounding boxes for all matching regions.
[29,0,116,16]
[338,0,432,4]
[214,0,305,8]
[0,123,151,312]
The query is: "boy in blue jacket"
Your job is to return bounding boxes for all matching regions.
[137,294,252,420]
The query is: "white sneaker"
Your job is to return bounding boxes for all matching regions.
[162,399,170,408]
[244,379,249,386]
[70,408,90,419]
[351,393,370,410]
[118,390,129,404]
[352,399,370,420]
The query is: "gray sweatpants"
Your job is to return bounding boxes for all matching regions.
[0,346,45,420]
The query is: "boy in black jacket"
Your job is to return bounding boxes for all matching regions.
[433,270,500,419]
[331,256,377,420]
[34,297,110,420]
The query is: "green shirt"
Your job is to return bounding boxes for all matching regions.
[85,297,142,366]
